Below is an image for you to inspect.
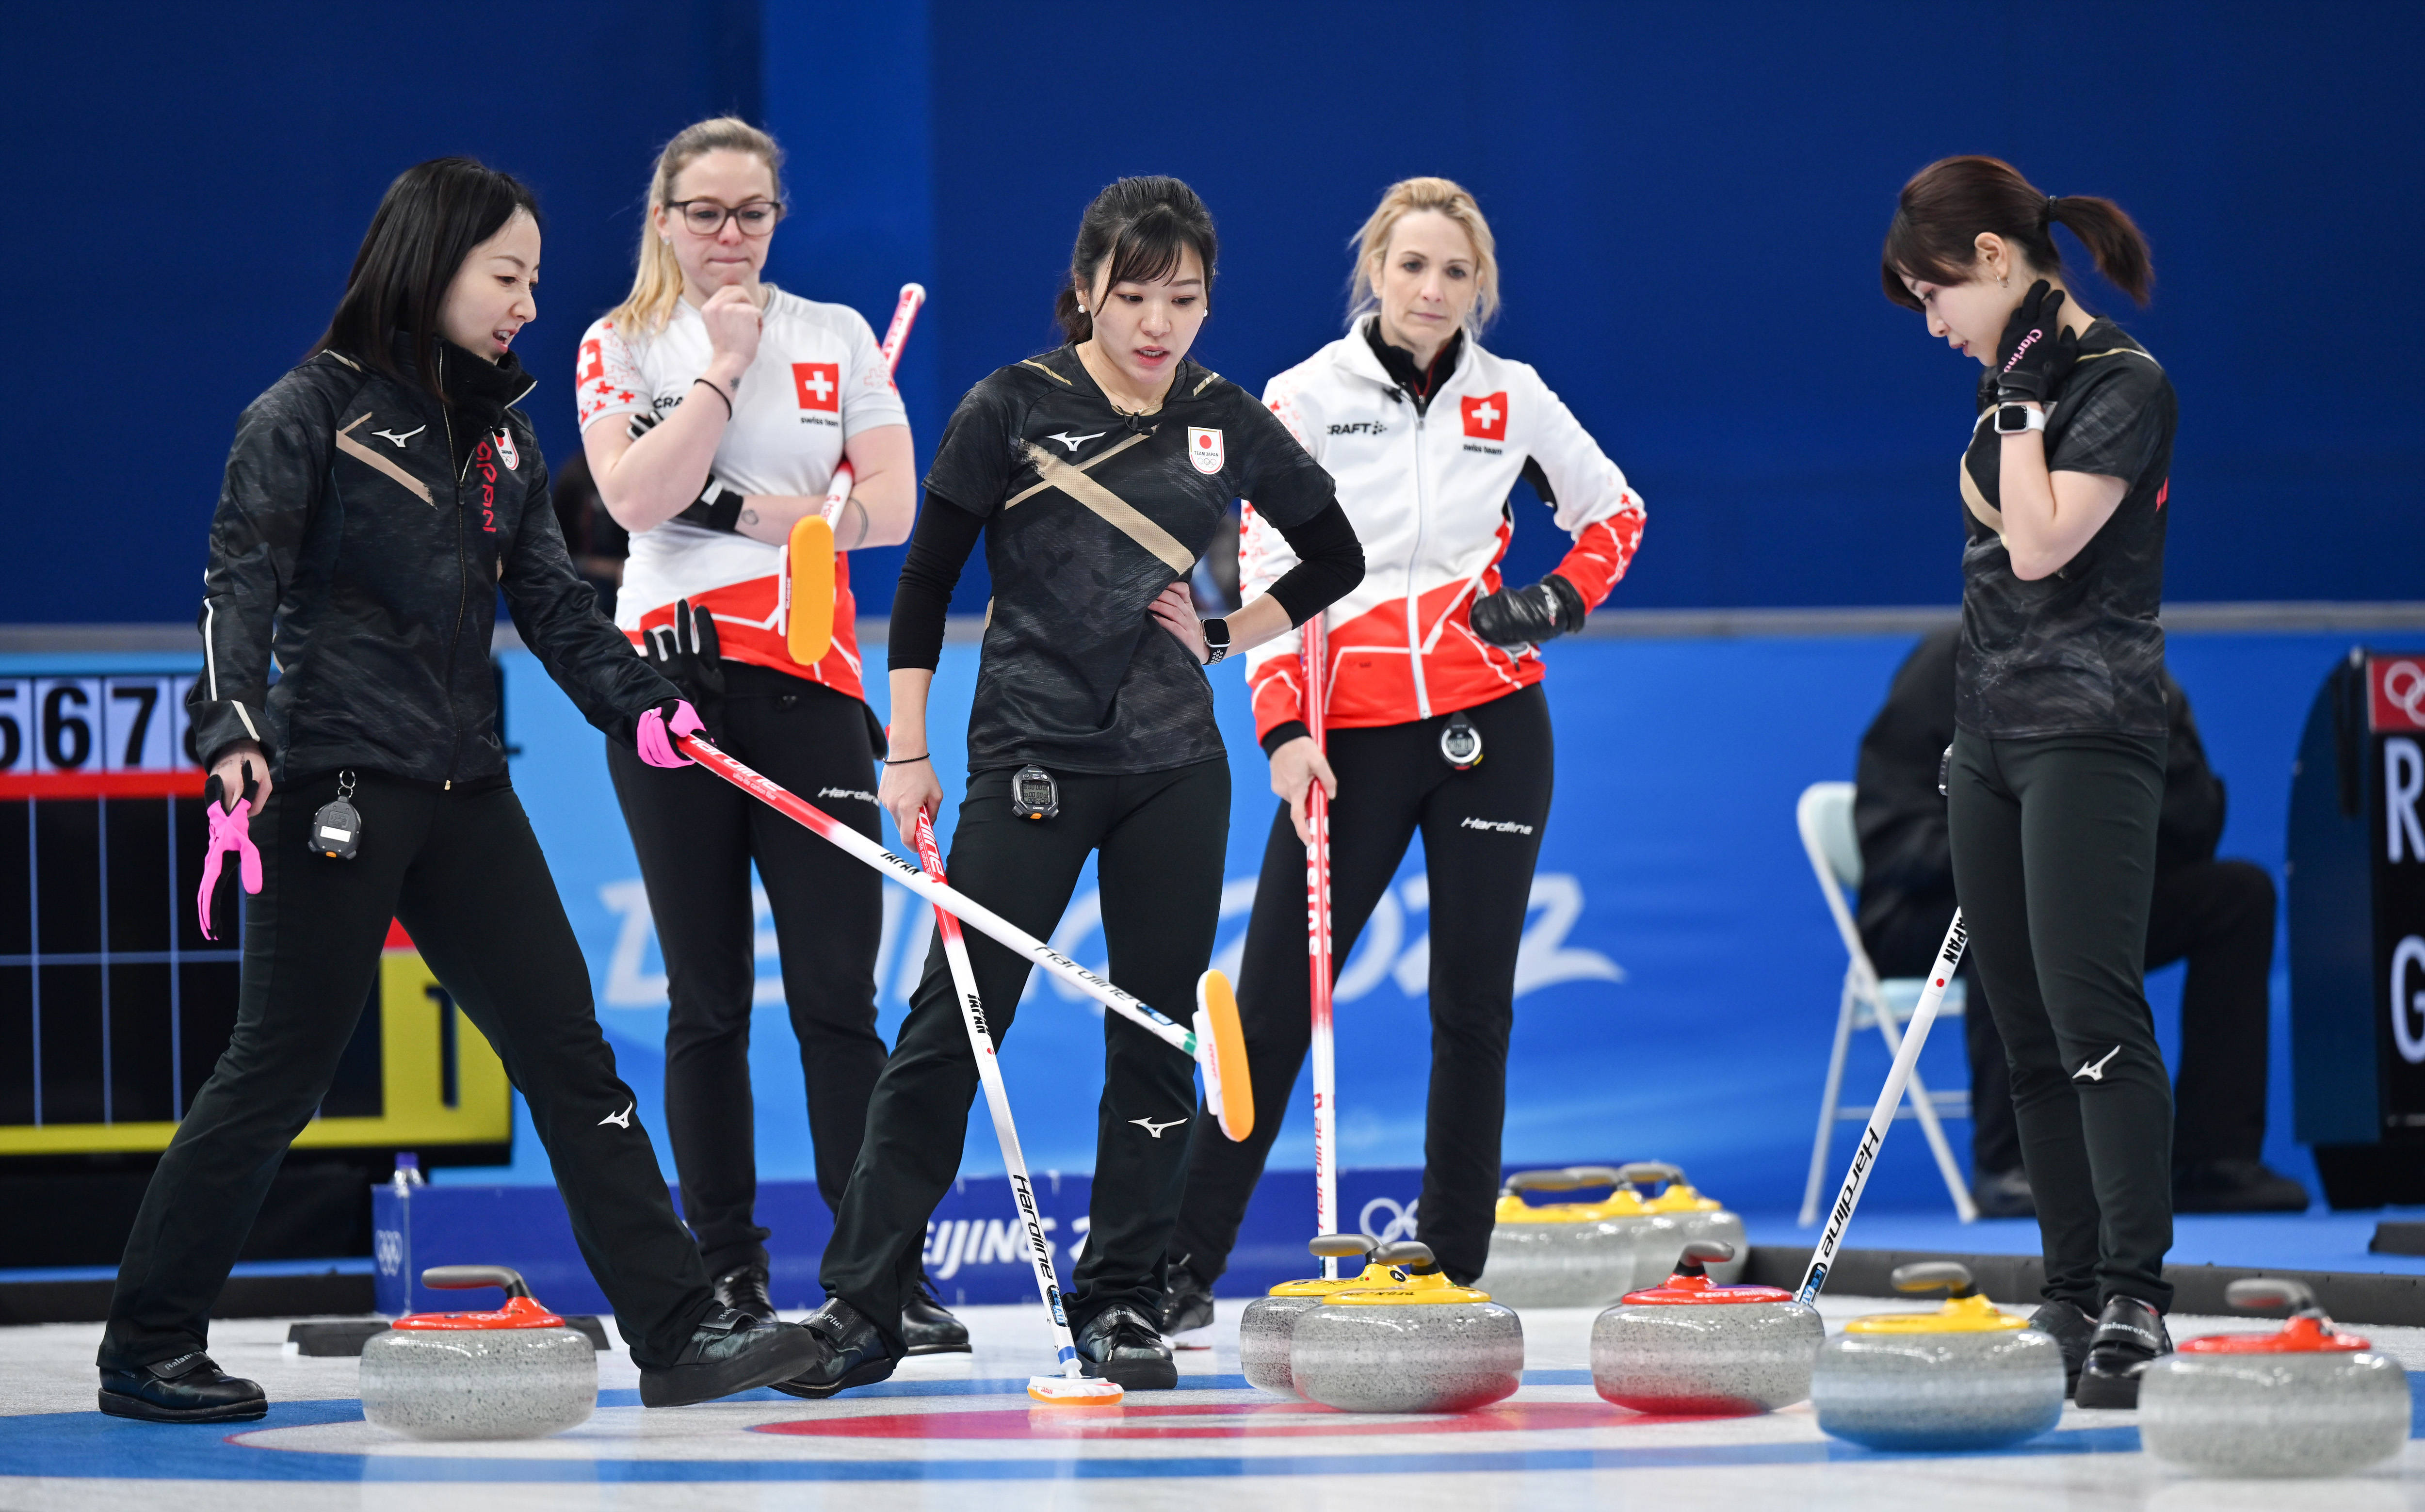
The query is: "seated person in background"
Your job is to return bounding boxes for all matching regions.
[1853,626,2309,1217]
[550,449,629,620]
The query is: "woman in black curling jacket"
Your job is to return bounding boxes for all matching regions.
[98,159,825,1423]
[778,177,1362,1396]
[1884,156,2177,1408]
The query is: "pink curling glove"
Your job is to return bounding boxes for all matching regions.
[636,699,705,769]
[197,797,263,942]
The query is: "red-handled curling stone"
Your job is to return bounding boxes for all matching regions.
[1589,1240,1821,1415]
[359,1265,597,1439]
[2138,1277,2409,1477]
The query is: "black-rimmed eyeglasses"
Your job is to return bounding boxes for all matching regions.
[667,199,785,237]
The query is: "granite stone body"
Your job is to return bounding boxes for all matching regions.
[2138,1349,2409,1477]
[1478,1217,1643,1306]
[1811,1328,2065,1449]
[1292,1302,1524,1414]
[1590,1298,1823,1415]
[1240,1295,1327,1394]
[359,1325,597,1440]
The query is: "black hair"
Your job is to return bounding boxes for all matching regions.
[1882,155,2151,312]
[1053,176,1218,344]
[316,157,543,405]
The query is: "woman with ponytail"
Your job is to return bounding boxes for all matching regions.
[1883,156,2177,1408]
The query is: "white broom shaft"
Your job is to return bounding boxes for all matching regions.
[1303,614,1339,1274]
[676,733,1197,1059]
[1795,909,1969,1304]
[819,284,924,527]
[914,811,1081,1367]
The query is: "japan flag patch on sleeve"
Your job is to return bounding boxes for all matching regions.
[1187,426,1225,475]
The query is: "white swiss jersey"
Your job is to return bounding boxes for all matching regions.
[575,285,906,697]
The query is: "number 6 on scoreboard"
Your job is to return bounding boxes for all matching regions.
[781,283,925,667]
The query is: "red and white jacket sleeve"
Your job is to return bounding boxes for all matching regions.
[1526,375,1645,610]
[1239,369,1321,744]
[575,319,649,433]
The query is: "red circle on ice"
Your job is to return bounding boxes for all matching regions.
[758,1401,1623,1440]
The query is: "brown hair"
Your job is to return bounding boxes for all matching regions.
[1348,176,1500,333]
[1054,176,1219,344]
[1881,156,2152,312]
[606,117,784,337]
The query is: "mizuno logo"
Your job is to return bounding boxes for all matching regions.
[599,1102,634,1128]
[2074,1046,2122,1081]
[1046,430,1105,453]
[373,424,426,448]
[1130,1115,1187,1139]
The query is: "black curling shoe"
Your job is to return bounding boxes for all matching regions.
[902,1271,970,1355]
[2073,1294,2172,1409]
[711,1261,778,1324]
[775,1296,902,1399]
[2025,1299,2096,1398]
[98,1351,267,1423]
[1076,1302,1178,1390]
[1160,1264,1216,1339]
[638,1307,827,1408]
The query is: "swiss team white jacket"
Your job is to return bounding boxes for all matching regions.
[1241,320,1645,741]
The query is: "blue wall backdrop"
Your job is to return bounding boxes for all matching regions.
[1,2,2416,624]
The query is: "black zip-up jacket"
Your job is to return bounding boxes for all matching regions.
[187,338,677,784]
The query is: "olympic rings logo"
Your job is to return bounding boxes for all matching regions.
[373,1228,404,1277]
[1358,1196,1421,1244]
[2384,660,2425,724]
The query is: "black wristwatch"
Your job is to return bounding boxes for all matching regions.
[1201,617,1231,665]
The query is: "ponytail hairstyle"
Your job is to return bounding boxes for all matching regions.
[1054,177,1219,344]
[1347,176,1502,334]
[1881,155,2152,312]
[316,157,541,407]
[606,117,786,337]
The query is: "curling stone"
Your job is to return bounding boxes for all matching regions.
[2138,1278,2409,1478]
[359,1265,596,1440]
[1619,1162,1747,1287]
[1589,1240,1822,1415]
[1240,1233,1394,1394]
[1291,1241,1524,1414]
[1811,1261,2064,1450]
[1475,1166,1650,1306]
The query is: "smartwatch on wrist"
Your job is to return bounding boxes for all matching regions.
[1994,402,2049,435]
[1200,617,1231,665]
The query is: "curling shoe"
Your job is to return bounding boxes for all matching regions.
[1161,1264,1216,1338]
[902,1271,970,1355]
[638,1307,826,1408]
[2073,1295,2171,1409]
[711,1261,777,1324]
[2025,1299,2096,1398]
[98,1351,266,1423]
[774,1296,901,1399]
[1077,1302,1178,1390]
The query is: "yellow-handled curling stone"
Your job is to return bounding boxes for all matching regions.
[359,1266,596,1440]
[1239,1234,1414,1394]
[1289,1241,1524,1414]
[2138,1277,2409,1478]
[1810,1262,2063,1450]
[1474,1165,1647,1306]
[1589,1241,1821,1415]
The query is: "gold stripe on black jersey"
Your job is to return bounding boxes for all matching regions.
[1002,431,1153,509]
[1019,358,1075,386]
[334,414,434,505]
[1016,441,1196,573]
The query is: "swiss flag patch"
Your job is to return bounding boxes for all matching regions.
[1461,391,1509,441]
[792,362,841,412]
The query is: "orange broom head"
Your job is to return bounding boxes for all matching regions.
[1197,969,1254,1142]
[786,514,836,665]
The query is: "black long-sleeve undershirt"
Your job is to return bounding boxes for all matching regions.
[888,495,1362,673]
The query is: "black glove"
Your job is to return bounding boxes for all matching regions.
[1993,280,2079,406]
[637,597,725,732]
[1468,573,1586,648]
[628,409,746,533]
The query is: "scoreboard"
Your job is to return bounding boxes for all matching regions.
[0,672,511,1160]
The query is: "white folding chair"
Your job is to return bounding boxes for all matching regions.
[1795,781,1979,1225]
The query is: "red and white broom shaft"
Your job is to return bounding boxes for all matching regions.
[816,283,925,529]
[1304,614,1340,1276]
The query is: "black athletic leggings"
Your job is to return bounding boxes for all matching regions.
[608,667,889,1279]
[821,758,1229,1349]
[1169,684,1553,1288]
[101,770,715,1371]
[1948,728,2172,1312]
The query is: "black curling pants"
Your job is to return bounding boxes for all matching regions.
[821,758,1229,1351]
[608,669,889,1279]
[100,770,716,1372]
[1948,729,2173,1313]
[1169,685,1554,1289]
[1872,858,2278,1176]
